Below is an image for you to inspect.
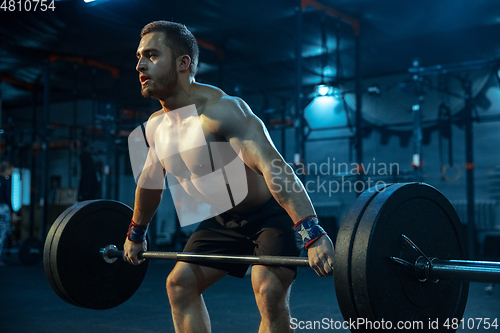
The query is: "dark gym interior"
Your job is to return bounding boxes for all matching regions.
[1,1,500,332]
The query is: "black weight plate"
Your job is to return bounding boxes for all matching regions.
[351,183,469,332]
[19,237,43,265]
[44,200,149,309]
[44,203,82,306]
[333,183,394,325]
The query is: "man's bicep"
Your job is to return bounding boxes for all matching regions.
[137,146,166,190]
[131,111,166,190]
[229,114,284,175]
[131,115,165,189]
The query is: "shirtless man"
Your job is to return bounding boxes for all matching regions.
[124,21,335,333]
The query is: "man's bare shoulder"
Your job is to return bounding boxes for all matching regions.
[192,82,244,113]
[202,94,258,136]
[145,110,165,131]
[204,93,254,120]
[148,109,165,121]
[144,110,165,144]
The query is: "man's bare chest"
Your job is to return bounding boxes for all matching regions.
[152,106,233,178]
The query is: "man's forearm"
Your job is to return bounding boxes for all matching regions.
[132,186,163,225]
[264,159,331,253]
[264,160,316,223]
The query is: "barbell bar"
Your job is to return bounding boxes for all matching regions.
[100,244,310,266]
[99,245,500,284]
[42,182,497,332]
[427,260,500,283]
[388,234,500,284]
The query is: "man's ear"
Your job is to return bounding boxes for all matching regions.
[178,55,191,73]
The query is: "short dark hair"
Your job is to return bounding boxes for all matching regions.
[141,21,199,77]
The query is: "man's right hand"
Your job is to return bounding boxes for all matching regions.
[124,238,147,265]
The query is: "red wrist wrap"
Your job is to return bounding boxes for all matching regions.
[127,219,149,243]
[294,215,326,249]
[294,215,318,227]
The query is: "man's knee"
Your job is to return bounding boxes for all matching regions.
[253,275,292,307]
[166,264,198,305]
[166,262,226,305]
[256,280,289,300]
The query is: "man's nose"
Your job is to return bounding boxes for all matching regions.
[136,57,147,72]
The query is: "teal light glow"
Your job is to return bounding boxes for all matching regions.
[11,171,21,212]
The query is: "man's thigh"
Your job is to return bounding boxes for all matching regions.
[169,261,228,293]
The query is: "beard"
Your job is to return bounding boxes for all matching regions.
[141,61,178,99]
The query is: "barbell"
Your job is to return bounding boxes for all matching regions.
[43,183,500,332]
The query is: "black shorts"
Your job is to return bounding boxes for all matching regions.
[183,197,302,278]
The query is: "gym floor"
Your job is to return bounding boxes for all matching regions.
[1,258,499,333]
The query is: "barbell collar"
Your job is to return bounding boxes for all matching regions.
[100,245,119,264]
[105,247,310,267]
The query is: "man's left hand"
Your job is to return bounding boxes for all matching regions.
[307,234,335,277]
